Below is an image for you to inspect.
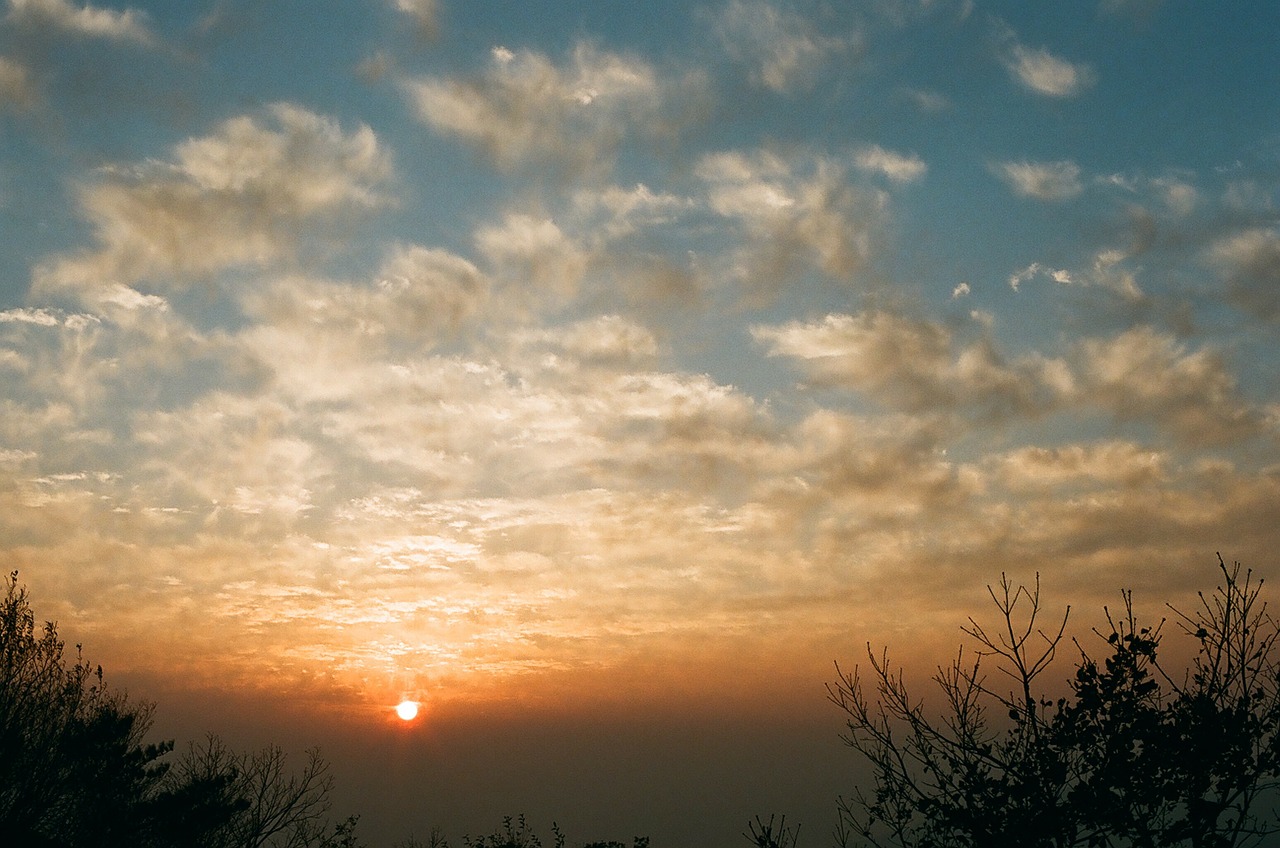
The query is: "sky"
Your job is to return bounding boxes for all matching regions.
[2,0,1279,845]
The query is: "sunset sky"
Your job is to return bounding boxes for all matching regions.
[2,0,1279,845]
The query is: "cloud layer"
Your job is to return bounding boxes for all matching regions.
[1,1,1277,718]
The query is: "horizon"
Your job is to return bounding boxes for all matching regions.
[2,1,1279,845]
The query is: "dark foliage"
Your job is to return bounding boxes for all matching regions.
[0,571,359,848]
[827,555,1280,848]
[746,814,801,848]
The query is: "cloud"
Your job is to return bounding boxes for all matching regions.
[1009,255,1140,300]
[570,183,691,238]
[242,247,489,360]
[1086,248,1142,300]
[993,159,1083,200]
[951,282,971,298]
[900,86,951,112]
[33,104,392,297]
[778,409,965,511]
[753,312,1266,448]
[391,0,438,40]
[854,145,927,183]
[402,42,701,175]
[134,393,324,525]
[992,441,1167,490]
[5,0,157,46]
[753,310,1065,419]
[1074,326,1265,446]
[0,55,36,110]
[998,30,1094,97]
[1208,227,1280,322]
[697,148,887,290]
[710,0,851,93]
[509,315,659,370]
[475,212,588,304]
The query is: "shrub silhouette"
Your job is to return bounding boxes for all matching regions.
[828,555,1280,848]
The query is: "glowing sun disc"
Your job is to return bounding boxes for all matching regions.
[395,700,419,721]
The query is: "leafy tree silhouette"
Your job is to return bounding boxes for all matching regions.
[0,571,232,846]
[0,572,358,848]
[827,555,1280,848]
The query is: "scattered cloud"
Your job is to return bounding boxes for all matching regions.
[33,104,392,298]
[1009,263,1073,291]
[1009,252,1140,300]
[900,86,951,112]
[697,148,887,290]
[5,0,157,47]
[753,310,1065,419]
[710,0,852,93]
[391,0,438,40]
[402,43,701,175]
[243,247,489,358]
[570,183,691,238]
[755,312,1266,448]
[2,0,1277,720]
[993,159,1083,200]
[997,27,1094,97]
[0,55,35,110]
[993,441,1167,489]
[854,145,927,184]
[510,315,660,370]
[1209,227,1280,322]
[475,212,589,305]
[1073,326,1264,446]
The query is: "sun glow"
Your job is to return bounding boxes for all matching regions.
[395,700,419,721]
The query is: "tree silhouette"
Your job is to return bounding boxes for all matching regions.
[0,572,359,848]
[0,571,224,846]
[828,555,1280,848]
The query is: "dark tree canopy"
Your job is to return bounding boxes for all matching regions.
[0,572,358,848]
[828,556,1280,848]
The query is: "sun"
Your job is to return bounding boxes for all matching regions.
[395,700,419,721]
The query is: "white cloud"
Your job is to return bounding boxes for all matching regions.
[994,160,1083,200]
[697,148,887,287]
[1002,41,1094,97]
[753,310,1065,419]
[993,441,1167,489]
[511,315,660,370]
[570,183,690,237]
[402,43,698,175]
[1087,248,1142,300]
[1008,263,1073,291]
[475,213,588,303]
[34,104,392,297]
[1074,326,1264,446]
[710,0,851,93]
[0,306,62,326]
[1010,252,1141,300]
[243,248,488,359]
[951,282,971,299]
[6,0,156,46]
[854,145,927,184]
